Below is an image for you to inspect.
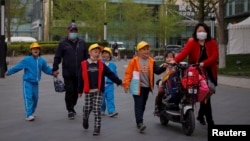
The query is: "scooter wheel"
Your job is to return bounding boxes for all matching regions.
[182,110,195,136]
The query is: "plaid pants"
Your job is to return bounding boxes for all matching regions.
[83,92,102,129]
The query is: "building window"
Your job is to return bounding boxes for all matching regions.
[235,0,244,14]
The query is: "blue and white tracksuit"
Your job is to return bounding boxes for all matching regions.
[6,55,53,118]
[101,61,118,114]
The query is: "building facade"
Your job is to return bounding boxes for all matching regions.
[224,0,250,42]
[9,0,220,48]
[225,0,250,24]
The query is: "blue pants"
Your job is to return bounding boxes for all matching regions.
[101,84,116,114]
[133,87,150,126]
[23,81,39,118]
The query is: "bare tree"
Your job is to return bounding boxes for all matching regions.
[182,0,226,68]
[183,0,218,22]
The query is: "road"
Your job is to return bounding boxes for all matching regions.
[0,59,250,141]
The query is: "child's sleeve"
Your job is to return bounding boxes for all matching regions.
[153,61,166,75]
[104,64,122,85]
[41,59,53,75]
[6,59,26,75]
[77,67,84,93]
[123,59,134,89]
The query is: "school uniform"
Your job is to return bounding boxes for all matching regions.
[101,60,118,115]
[78,59,122,133]
[6,55,53,118]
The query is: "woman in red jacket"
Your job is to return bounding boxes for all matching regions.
[172,23,218,126]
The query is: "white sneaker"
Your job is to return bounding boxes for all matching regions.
[109,112,118,117]
[25,116,35,121]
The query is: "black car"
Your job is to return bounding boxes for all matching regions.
[165,45,182,53]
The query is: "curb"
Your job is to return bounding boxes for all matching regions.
[218,75,250,89]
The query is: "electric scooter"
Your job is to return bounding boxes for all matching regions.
[158,62,198,136]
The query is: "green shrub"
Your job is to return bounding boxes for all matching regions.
[6,41,109,56]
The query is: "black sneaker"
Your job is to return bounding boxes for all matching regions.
[93,128,100,136]
[137,123,146,133]
[68,112,75,120]
[197,116,206,125]
[82,118,89,129]
[72,109,77,115]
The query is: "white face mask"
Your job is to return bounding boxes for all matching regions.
[196,32,207,40]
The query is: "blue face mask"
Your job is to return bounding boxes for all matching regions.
[69,33,78,40]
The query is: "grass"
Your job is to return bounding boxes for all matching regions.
[218,54,250,78]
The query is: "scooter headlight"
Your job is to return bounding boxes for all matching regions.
[188,88,197,94]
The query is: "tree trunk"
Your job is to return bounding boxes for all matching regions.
[218,0,226,68]
[219,43,226,68]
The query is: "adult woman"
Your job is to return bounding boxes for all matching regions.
[171,23,218,126]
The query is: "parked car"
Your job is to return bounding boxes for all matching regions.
[165,45,182,54]
[5,36,37,43]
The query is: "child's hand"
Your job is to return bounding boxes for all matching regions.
[161,63,168,68]
[119,82,125,87]
[199,62,204,67]
[78,93,83,97]
[124,88,128,93]
[53,71,59,77]
[169,59,176,64]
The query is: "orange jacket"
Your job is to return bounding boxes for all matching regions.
[123,56,165,95]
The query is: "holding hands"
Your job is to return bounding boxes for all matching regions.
[53,71,59,77]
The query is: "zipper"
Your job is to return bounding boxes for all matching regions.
[36,58,39,81]
[75,41,80,75]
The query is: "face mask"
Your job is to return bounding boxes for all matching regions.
[69,33,78,40]
[102,57,110,62]
[90,55,98,61]
[196,32,207,40]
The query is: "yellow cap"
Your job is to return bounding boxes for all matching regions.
[88,43,104,52]
[30,42,41,49]
[102,47,112,55]
[136,41,150,51]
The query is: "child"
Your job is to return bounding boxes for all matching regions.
[123,41,166,133]
[77,43,122,136]
[101,47,119,117]
[5,42,58,121]
[154,51,175,116]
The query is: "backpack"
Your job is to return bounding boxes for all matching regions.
[162,70,182,103]
[197,74,209,102]
[181,66,209,103]
[181,66,200,89]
